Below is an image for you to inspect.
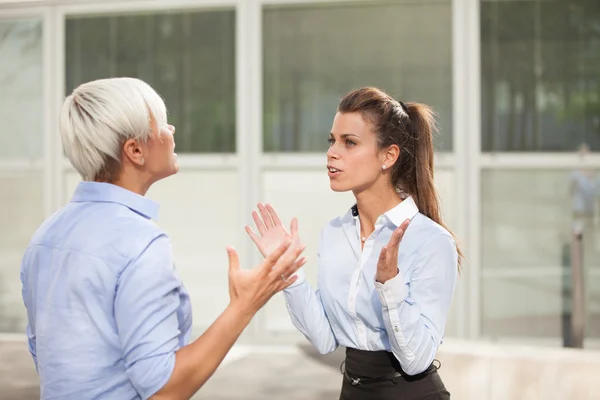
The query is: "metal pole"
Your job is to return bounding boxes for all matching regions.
[570,231,585,348]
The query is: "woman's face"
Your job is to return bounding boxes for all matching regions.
[141,121,178,182]
[326,111,391,194]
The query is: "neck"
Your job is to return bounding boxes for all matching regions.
[354,183,402,236]
[111,171,153,196]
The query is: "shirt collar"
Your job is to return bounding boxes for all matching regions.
[341,196,419,227]
[71,181,160,220]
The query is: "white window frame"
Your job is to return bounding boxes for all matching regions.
[252,0,468,344]
[5,0,597,346]
[0,5,53,339]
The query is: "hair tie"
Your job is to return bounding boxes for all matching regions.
[399,101,408,113]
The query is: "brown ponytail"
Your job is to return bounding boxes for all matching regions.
[338,87,464,268]
[404,102,464,268]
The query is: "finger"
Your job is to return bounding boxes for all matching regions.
[290,217,299,237]
[277,275,299,291]
[277,256,307,282]
[258,203,274,229]
[262,237,293,270]
[390,219,409,249]
[245,226,262,245]
[389,219,410,260]
[291,256,307,272]
[389,228,402,249]
[226,246,240,274]
[271,241,307,278]
[266,204,282,227]
[252,210,267,236]
[399,218,410,236]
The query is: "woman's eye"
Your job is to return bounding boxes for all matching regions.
[346,140,356,147]
[328,138,334,146]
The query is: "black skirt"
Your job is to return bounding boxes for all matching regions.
[339,347,450,400]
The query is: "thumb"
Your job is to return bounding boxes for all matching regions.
[227,246,240,274]
[290,217,299,237]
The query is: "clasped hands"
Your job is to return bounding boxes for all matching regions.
[244,203,411,284]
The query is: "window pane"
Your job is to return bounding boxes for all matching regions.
[65,10,236,153]
[481,0,600,152]
[263,1,453,152]
[482,169,600,339]
[0,19,43,159]
[0,173,44,333]
[0,18,44,333]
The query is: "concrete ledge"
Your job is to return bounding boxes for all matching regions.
[4,336,600,399]
[299,339,600,400]
[436,339,600,400]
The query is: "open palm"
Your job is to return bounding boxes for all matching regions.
[245,203,299,258]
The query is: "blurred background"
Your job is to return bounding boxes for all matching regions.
[1,0,600,398]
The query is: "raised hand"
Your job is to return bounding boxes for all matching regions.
[245,203,299,258]
[226,237,307,314]
[376,219,411,284]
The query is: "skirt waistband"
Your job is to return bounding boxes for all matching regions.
[343,347,439,378]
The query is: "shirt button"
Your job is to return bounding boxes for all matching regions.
[394,326,399,333]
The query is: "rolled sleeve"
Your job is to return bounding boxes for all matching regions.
[26,324,38,372]
[114,235,182,400]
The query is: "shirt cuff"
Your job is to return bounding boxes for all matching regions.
[374,269,408,310]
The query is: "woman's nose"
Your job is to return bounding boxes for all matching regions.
[326,146,339,160]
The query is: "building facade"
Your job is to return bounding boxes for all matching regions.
[1,0,599,347]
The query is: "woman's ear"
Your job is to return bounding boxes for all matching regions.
[383,144,400,167]
[123,138,145,166]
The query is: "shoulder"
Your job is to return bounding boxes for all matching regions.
[406,214,456,255]
[28,201,168,265]
[100,203,170,265]
[318,214,349,241]
[410,213,453,239]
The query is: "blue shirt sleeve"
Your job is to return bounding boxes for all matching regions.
[283,232,338,354]
[375,233,458,375]
[20,265,38,372]
[114,235,182,400]
[26,323,38,372]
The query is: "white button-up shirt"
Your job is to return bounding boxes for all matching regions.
[284,196,458,375]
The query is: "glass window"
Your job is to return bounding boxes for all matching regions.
[481,0,600,152]
[481,169,600,339]
[0,19,44,333]
[263,1,453,152]
[65,9,236,153]
[0,19,43,159]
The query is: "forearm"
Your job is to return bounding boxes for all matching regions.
[150,303,254,400]
[376,274,441,375]
[381,304,437,375]
[284,281,337,354]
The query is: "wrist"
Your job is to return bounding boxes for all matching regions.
[376,268,399,284]
[227,301,257,326]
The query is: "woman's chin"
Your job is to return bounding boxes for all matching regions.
[329,182,350,192]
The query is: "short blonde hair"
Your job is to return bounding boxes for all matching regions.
[59,77,168,181]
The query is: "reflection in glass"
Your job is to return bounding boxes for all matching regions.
[0,19,43,159]
[481,0,600,152]
[263,1,452,152]
[65,10,236,153]
[482,169,600,340]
